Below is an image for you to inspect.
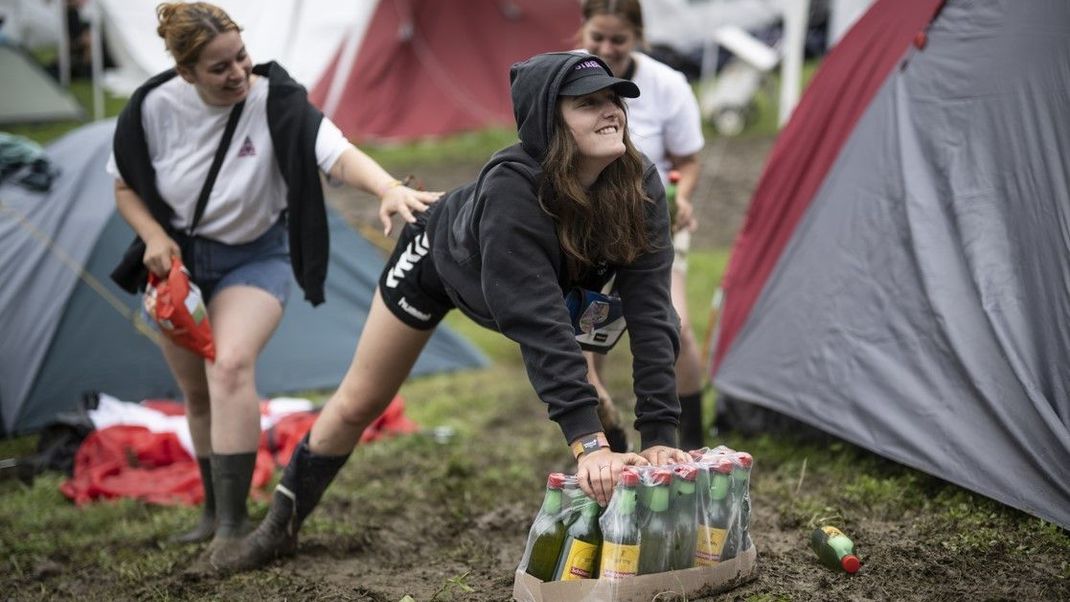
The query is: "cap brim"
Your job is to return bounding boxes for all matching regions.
[559,74,640,98]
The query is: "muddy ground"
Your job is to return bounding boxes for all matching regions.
[10,134,1068,601]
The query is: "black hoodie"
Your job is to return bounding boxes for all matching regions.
[428,52,680,449]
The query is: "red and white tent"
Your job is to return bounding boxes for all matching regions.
[311,0,580,142]
[98,0,580,141]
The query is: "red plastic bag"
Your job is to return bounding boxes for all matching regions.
[143,257,216,360]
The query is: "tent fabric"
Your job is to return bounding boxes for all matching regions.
[0,120,487,435]
[59,395,417,506]
[95,0,367,94]
[712,0,1070,529]
[311,0,581,142]
[0,44,83,123]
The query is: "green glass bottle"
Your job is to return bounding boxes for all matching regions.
[523,473,568,581]
[668,464,698,570]
[666,169,681,227]
[552,491,602,580]
[811,525,860,574]
[638,468,673,575]
[694,458,732,566]
[598,468,641,581]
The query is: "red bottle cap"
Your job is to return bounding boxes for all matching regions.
[841,554,860,574]
[619,468,640,487]
[668,169,681,184]
[651,469,672,486]
[712,458,734,474]
[734,452,753,469]
[547,472,567,489]
[673,464,698,481]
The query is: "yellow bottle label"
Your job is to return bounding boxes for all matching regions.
[694,525,727,566]
[599,541,640,580]
[559,539,599,580]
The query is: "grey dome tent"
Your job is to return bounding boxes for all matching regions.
[710,0,1070,529]
[0,120,487,435]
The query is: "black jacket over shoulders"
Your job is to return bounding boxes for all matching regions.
[110,61,330,306]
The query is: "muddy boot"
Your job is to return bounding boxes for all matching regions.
[202,452,256,572]
[213,435,349,573]
[597,396,630,452]
[170,457,216,544]
[678,391,705,451]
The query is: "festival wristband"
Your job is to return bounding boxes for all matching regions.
[571,432,610,459]
[376,178,403,198]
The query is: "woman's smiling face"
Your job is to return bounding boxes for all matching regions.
[560,88,627,182]
[179,30,252,106]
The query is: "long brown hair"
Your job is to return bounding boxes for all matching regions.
[539,94,652,279]
[156,2,240,67]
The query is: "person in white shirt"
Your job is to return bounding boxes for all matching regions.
[107,2,439,570]
[578,0,708,451]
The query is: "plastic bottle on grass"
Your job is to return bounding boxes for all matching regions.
[552,489,602,580]
[598,467,641,581]
[638,468,674,575]
[522,472,569,581]
[811,525,860,574]
[668,464,699,570]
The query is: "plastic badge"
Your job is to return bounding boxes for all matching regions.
[144,257,216,361]
[564,288,627,352]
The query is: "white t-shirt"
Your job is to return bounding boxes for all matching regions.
[625,52,705,183]
[107,76,350,244]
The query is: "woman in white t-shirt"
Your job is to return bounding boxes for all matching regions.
[108,2,439,569]
[578,0,708,452]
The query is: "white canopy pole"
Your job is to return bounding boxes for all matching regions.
[89,0,104,120]
[55,0,71,87]
[777,0,810,126]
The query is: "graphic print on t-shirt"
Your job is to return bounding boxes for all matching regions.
[237,135,256,157]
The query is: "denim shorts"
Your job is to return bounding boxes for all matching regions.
[175,218,292,306]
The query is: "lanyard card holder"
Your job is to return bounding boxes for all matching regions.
[565,287,627,353]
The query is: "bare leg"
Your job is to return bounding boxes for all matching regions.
[205,285,284,454]
[159,332,214,543]
[583,351,629,451]
[217,289,435,573]
[159,339,211,456]
[671,270,704,395]
[671,269,706,449]
[310,290,435,456]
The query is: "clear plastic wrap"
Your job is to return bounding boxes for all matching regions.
[514,448,758,601]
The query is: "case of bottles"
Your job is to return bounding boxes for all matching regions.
[513,446,758,602]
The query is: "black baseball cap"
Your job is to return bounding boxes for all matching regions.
[559,58,640,98]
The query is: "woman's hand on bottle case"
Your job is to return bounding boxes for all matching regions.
[378,185,443,236]
[576,448,647,507]
[639,445,691,467]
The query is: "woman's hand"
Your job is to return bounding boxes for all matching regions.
[576,448,648,507]
[673,196,698,233]
[378,185,443,236]
[143,233,181,277]
[639,445,691,467]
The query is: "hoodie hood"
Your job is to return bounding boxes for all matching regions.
[510,52,629,163]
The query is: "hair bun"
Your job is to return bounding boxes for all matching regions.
[156,2,180,39]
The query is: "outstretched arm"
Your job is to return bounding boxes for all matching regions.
[327,146,442,236]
